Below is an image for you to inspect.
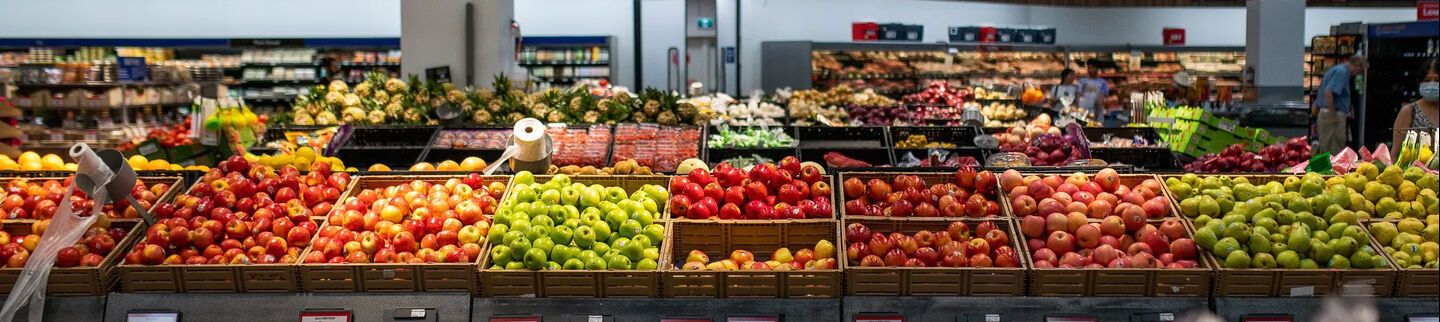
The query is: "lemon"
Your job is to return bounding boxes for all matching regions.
[17,151,40,164]
[295,147,316,160]
[169,164,183,170]
[40,154,65,170]
[367,164,391,172]
[128,155,149,169]
[294,157,313,171]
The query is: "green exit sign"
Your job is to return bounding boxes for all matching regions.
[697,18,714,29]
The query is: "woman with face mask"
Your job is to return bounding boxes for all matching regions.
[1392,57,1439,159]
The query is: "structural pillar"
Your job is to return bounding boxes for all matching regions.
[1245,0,1306,104]
[402,0,515,87]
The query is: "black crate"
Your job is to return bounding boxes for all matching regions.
[888,126,981,148]
[705,148,798,166]
[893,147,988,169]
[1080,127,1161,146]
[800,148,894,169]
[794,126,889,149]
[336,147,425,169]
[345,126,440,148]
[1037,28,1057,44]
[420,148,507,165]
[949,26,982,42]
[1090,147,1179,171]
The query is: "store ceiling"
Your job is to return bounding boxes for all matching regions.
[959,0,1417,7]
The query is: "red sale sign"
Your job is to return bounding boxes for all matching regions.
[1163,28,1186,46]
[1420,0,1439,21]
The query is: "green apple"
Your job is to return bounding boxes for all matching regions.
[580,208,603,224]
[505,261,526,270]
[1224,251,1252,269]
[488,224,509,246]
[563,258,585,270]
[618,219,643,239]
[503,231,525,246]
[532,237,556,255]
[642,185,668,206]
[531,213,555,229]
[526,225,551,243]
[628,190,648,202]
[577,250,599,262]
[574,226,596,248]
[634,258,658,270]
[516,185,538,202]
[618,199,641,213]
[630,235,652,250]
[562,218,581,230]
[620,238,646,261]
[552,173,571,186]
[592,241,610,255]
[494,210,513,226]
[551,244,573,263]
[1252,253,1277,268]
[640,198,659,214]
[633,210,655,227]
[591,221,612,242]
[643,248,660,261]
[605,209,629,229]
[584,256,608,270]
[550,225,574,245]
[522,248,548,270]
[514,170,536,185]
[509,220,532,239]
[642,224,665,244]
[580,186,603,207]
[605,255,632,270]
[560,185,581,205]
[540,189,561,205]
[508,236,532,257]
[604,187,628,203]
[490,245,514,266]
[560,205,580,220]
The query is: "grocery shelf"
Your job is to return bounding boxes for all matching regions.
[239,62,318,67]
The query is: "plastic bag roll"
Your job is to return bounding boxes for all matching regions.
[69,143,115,184]
[512,118,551,162]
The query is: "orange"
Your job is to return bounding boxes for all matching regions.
[436,160,461,171]
[40,154,65,170]
[20,161,42,171]
[409,162,434,171]
[459,157,487,171]
[368,164,391,171]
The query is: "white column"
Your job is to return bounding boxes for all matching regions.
[1245,0,1306,103]
[402,0,515,87]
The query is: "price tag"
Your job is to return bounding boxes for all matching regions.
[854,314,905,322]
[126,310,180,322]
[137,142,160,156]
[1159,313,1174,321]
[301,309,352,322]
[1408,315,1440,322]
[728,317,779,322]
[49,132,64,141]
[659,319,710,322]
[588,315,606,322]
[83,131,98,142]
[1287,286,1314,297]
[1045,317,1098,322]
[985,314,1001,322]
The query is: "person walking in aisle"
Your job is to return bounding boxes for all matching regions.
[1392,58,1439,159]
[1076,68,1111,125]
[1315,55,1367,154]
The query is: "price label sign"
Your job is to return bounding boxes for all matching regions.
[728,317,779,322]
[1409,315,1439,322]
[660,319,711,322]
[300,310,352,322]
[854,314,905,322]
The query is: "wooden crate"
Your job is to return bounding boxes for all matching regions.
[667,174,837,222]
[1363,221,1437,297]
[663,220,842,298]
[0,176,184,221]
[0,220,142,295]
[1024,218,1213,297]
[1208,239,1396,297]
[297,175,509,293]
[477,175,670,297]
[837,172,1004,220]
[117,218,322,293]
[842,217,1027,296]
[1002,173,1179,219]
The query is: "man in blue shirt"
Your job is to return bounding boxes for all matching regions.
[1315,55,1367,154]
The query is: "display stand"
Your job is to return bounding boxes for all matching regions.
[106,292,471,322]
[474,297,840,322]
[1215,297,1440,322]
[843,296,1208,321]
[0,295,105,321]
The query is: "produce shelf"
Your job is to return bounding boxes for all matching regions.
[841,218,1028,296]
[663,220,842,298]
[0,220,142,295]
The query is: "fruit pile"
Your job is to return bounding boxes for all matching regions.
[391,157,489,172]
[1368,218,1438,269]
[841,169,999,217]
[901,82,969,107]
[844,221,1020,268]
[125,155,210,171]
[0,221,127,268]
[3,178,171,220]
[0,151,76,171]
[677,242,837,271]
[123,157,346,265]
[1168,173,1390,269]
[1340,163,1436,221]
[1000,132,1085,166]
[1021,215,1200,269]
[488,173,667,270]
[547,159,655,176]
[894,134,957,149]
[611,124,702,173]
[304,174,500,264]
[251,147,348,172]
[669,157,832,220]
[1183,139,1312,173]
[990,115,1056,147]
[1005,168,1172,221]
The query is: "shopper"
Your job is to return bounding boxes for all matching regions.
[1315,55,1367,154]
[1391,57,1439,158]
[1077,68,1110,124]
[1049,68,1078,112]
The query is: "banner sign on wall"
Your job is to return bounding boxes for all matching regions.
[1163,28,1185,46]
[1420,0,1438,21]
